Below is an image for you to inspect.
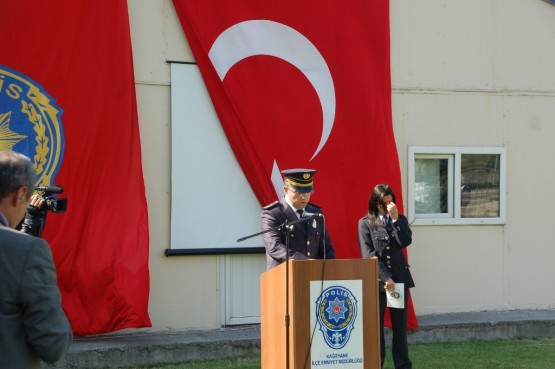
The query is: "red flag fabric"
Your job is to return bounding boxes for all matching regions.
[0,1,151,335]
[172,1,417,329]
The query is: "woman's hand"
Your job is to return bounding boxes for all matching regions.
[384,278,395,292]
[386,202,398,221]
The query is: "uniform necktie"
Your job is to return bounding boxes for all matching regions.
[296,209,304,219]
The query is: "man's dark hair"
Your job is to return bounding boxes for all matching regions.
[0,151,36,201]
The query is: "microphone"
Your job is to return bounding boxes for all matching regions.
[35,185,64,194]
[302,211,323,218]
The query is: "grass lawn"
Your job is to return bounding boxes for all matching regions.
[128,337,555,369]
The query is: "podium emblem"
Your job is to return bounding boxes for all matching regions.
[315,285,358,349]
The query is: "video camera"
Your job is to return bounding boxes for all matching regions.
[35,185,67,213]
[19,185,67,237]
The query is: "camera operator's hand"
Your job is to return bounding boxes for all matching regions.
[19,194,45,237]
[29,194,45,210]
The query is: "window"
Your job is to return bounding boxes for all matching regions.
[408,147,506,225]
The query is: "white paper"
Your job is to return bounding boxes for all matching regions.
[386,283,405,309]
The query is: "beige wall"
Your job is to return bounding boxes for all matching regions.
[128,0,555,329]
[129,0,221,330]
[391,0,555,313]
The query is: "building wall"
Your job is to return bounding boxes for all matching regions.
[390,0,555,313]
[129,0,222,330]
[128,0,555,329]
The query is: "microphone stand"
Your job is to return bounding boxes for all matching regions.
[237,215,316,369]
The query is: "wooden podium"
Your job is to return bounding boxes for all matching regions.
[260,258,381,369]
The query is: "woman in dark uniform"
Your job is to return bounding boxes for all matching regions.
[358,183,414,369]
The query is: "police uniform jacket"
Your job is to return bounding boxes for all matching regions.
[0,225,73,368]
[261,197,336,270]
[358,214,415,289]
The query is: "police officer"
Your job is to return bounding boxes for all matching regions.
[261,168,336,270]
[358,183,414,369]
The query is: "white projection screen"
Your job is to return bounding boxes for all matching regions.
[168,62,265,255]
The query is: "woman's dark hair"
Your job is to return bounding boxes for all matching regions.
[366,183,396,225]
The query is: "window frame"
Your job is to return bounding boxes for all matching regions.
[408,146,506,226]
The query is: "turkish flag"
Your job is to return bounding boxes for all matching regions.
[173,0,417,329]
[0,1,151,335]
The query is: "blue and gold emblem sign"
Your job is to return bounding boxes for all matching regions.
[0,65,65,186]
[315,285,358,349]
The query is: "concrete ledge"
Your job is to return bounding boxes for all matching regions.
[47,309,555,369]
[404,309,555,345]
[47,325,261,369]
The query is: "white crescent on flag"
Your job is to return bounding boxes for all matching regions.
[208,20,336,194]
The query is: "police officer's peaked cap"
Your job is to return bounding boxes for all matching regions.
[281,168,316,193]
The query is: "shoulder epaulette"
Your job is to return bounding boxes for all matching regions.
[307,202,322,210]
[263,201,279,210]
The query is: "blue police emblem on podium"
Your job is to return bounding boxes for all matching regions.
[0,65,65,186]
[315,285,358,349]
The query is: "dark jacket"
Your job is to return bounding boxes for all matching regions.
[358,214,415,289]
[18,204,42,237]
[0,225,72,368]
[261,197,336,270]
